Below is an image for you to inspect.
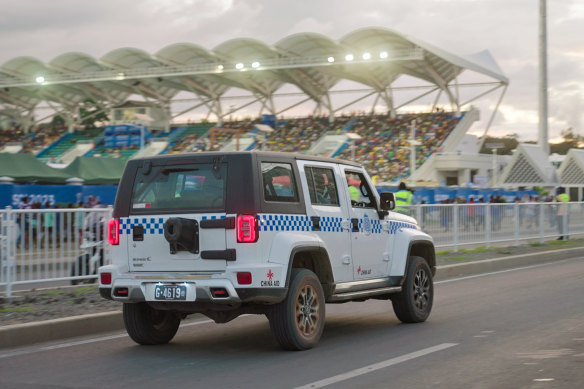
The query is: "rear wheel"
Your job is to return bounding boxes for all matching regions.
[392,256,433,323]
[123,302,181,345]
[268,269,325,350]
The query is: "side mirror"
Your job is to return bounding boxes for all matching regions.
[379,192,396,211]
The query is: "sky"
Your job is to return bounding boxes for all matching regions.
[0,0,582,143]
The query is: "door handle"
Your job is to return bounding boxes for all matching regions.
[341,220,350,230]
[351,218,359,232]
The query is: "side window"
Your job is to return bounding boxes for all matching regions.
[345,171,376,208]
[305,167,339,206]
[262,162,299,203]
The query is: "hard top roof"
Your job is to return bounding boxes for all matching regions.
[130,150,362,168]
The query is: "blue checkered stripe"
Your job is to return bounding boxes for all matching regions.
[119,217,164,235]
[359,218,383,234]
[119,214,226,235]
[357,219,416,234]
[201,215,226,221]
[388,221,416,235]
[259,214,313,232]
[319,216,343,232]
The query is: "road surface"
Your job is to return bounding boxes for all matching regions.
[1,257,583,389]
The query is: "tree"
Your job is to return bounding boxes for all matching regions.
[479,134,519,155]
[79,99,109,129]
[550,127,582,155]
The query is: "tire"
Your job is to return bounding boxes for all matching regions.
[123,302,181,345]
[268,269,325,351]
[392,256,433,323]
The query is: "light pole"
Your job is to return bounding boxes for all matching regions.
[487,142,504,186]
[408,119,421,184]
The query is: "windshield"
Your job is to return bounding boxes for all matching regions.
[131,163,227,213]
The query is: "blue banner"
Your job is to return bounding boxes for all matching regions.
[0,184,118,209]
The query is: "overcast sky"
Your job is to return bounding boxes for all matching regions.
[0,0,582,142]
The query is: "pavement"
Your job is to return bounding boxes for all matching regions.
[1,244,583,350]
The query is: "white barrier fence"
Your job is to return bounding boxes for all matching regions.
[1,207,112,297]
[408,202,584,250]
[1,203,582,297]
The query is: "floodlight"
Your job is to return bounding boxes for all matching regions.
[251,61,260,68]
[379,51,388,59]
[362,52,371,60]
[217,64,224,71]
[116,72,125,80]
[345,54,354,61]
[35,76,45,84]
[236,63,244,70]
[327,56,335,63]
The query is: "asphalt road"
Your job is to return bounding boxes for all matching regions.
[1,257,583,389]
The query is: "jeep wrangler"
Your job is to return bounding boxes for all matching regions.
[99,151,435,350]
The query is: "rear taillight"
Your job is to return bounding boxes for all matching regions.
[108,219,119,245]
[237,215,258,243]
[100,272,112,285]
[237,272,252,285]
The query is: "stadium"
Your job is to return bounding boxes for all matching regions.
[0,26,582,206]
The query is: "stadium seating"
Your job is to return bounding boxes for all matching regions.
[37,128,102,162]
[336,112,461,182]
[2,110,461,183]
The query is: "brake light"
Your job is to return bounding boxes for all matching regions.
[237,215,258,243]
[108,219,119,245]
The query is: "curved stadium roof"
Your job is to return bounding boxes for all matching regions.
[0,27,508,121]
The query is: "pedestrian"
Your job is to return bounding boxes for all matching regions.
[555,187,570,240]
[395,182,413,216]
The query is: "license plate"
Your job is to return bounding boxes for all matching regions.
[154,284,186,301]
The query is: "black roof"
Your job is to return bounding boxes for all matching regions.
[130,151,362,168]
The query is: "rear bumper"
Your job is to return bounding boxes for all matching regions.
[98,265,288,306]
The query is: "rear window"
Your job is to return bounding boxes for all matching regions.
[131,163,227,212]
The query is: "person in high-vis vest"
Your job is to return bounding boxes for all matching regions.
[555,187,570,240]
[395,182,413,215]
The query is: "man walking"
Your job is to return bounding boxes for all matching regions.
[395,182,413,216]
[555,187,570,240]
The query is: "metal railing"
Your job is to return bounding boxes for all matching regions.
[1,202,582,296]
[1,207,112,297]
[408,202,584,250]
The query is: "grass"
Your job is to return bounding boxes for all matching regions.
[72,286,96,295]
[0,306,34,313]
[529,242,546,247]
[42,290,64,296]
[459,246,488,253]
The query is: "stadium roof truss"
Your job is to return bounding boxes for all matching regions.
[0,27,508,131]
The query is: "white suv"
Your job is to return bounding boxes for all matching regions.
[99,151,435,350]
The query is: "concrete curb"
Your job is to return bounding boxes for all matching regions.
[2,246,583,349]
[434,246,584,280]
[0,311,123,349]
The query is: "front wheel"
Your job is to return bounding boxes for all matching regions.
[123,303,181,345]
[392,256,433,323]
[268,269,325,350]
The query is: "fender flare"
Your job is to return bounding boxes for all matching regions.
[284,245,333,290]
[405,239,436,277]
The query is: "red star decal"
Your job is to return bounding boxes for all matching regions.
[357,266,361,274]
[267,269,274,281]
